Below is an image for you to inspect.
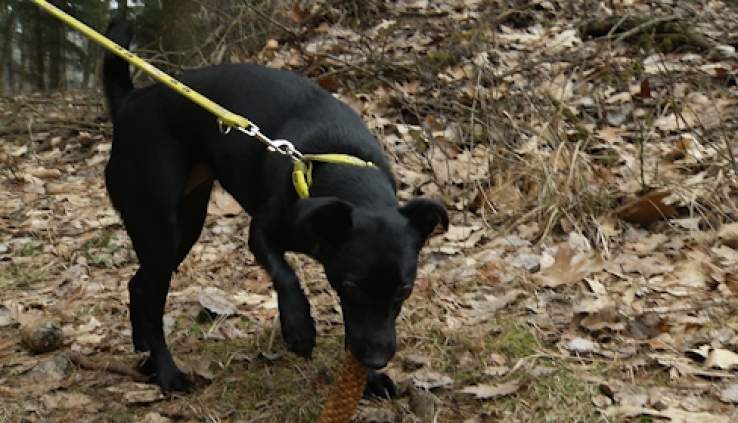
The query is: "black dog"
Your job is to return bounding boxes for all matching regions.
[102,20,448,396]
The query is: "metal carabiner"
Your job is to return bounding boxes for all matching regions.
[242,123,260,137]
[268,139,303,162]
[233,125,303,163]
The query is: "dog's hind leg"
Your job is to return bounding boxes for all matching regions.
[138,178,212,390]
[176,172,213,263]
[107,154,210,393]
[121,210,196,392]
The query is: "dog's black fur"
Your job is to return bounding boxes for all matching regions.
[102,20,448,396]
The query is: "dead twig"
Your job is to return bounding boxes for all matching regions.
[581,14,713,51]
[65,350,149,383]
[243,2,301,39]
[0,119,109,137]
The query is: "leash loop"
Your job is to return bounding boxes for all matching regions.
[292,154,377,199]
[218,120,232,135]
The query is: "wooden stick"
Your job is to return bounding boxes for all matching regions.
[66,350,149,383]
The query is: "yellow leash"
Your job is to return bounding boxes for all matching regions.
[28,0,251,131]
[293,154,377,199]
[29,0,378,199]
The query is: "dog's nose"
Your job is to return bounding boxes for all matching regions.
[360,354,390,370]
[351,341,395,369]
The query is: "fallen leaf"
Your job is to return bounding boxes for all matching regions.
[511,253,540,270]
[704,348,738,371]
[207,188,242,217]
[603,405,730,423]
[199,287,239,316]
[628,313,666,340]
[592,394,613,407]
[720,383,738,404]
[533,247,605,287]
[563,337,599,354]
[188,352,214,380]
[412,368,454,390]
[107,382,164,404]
[142,413,173,423]
[718,222,738,249]
[408,385,441,421]
[458,381,520,399]
[41,391,92,409]
[614,191,678,225]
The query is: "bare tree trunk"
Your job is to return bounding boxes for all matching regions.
[48,19,63,89]
[0,0,20,92]
[160,0,197,66]
[117,0,129,19]
[31,5,46,90]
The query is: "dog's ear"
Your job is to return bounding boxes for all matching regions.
[400,198,449,240]
[295,197,354,241]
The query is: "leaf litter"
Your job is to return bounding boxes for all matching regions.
[3,0,738,421]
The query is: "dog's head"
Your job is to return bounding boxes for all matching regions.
[295,197,448,369]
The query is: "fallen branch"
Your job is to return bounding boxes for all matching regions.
[66,350,149,383]
[0,119,109,137]
[581,14,713,51]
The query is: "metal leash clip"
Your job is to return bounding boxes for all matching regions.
[266,139,302,159]
[233,124,303,163]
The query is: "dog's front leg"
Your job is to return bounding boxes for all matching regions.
[249,220,316,358]
[365,370,399,398]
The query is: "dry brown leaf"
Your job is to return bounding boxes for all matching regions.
[412,368,454,390]
[718,222,738,249]
[720,384,738,404]
[207,188,242,217]
[664,259,708,289]
[614,191,678,226]
[458,381,520,399]
[187,352,215,380]
[41,391,93,410]
[107,382,164,405]
[596,216,621,237]
[198,287,239,316]
[603,405,730,423]
[408,385,441,421]
[704,349,738,371]
[628,313,666,340]
[533,247,605,288]
[142,413,173,423]
[563,337,599,354]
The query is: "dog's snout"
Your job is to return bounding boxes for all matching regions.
[350,338,396,369]
[362,355,390,370]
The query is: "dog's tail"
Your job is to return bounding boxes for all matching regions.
[102,19,135,119]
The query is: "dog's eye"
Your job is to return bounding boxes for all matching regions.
[393,285,413,302]
[342,281,365,301]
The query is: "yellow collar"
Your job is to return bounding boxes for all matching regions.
[292,154,378,198]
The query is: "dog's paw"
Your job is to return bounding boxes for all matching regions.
[137,356,157,375]
[278,295,316,358]
[157,369,195,393]
[281,314,316,358]
[139,356,195,393]
[364,370,399,399]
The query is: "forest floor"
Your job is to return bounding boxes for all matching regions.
[3,0,738,422]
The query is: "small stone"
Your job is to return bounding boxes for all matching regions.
[21,321,64,353]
